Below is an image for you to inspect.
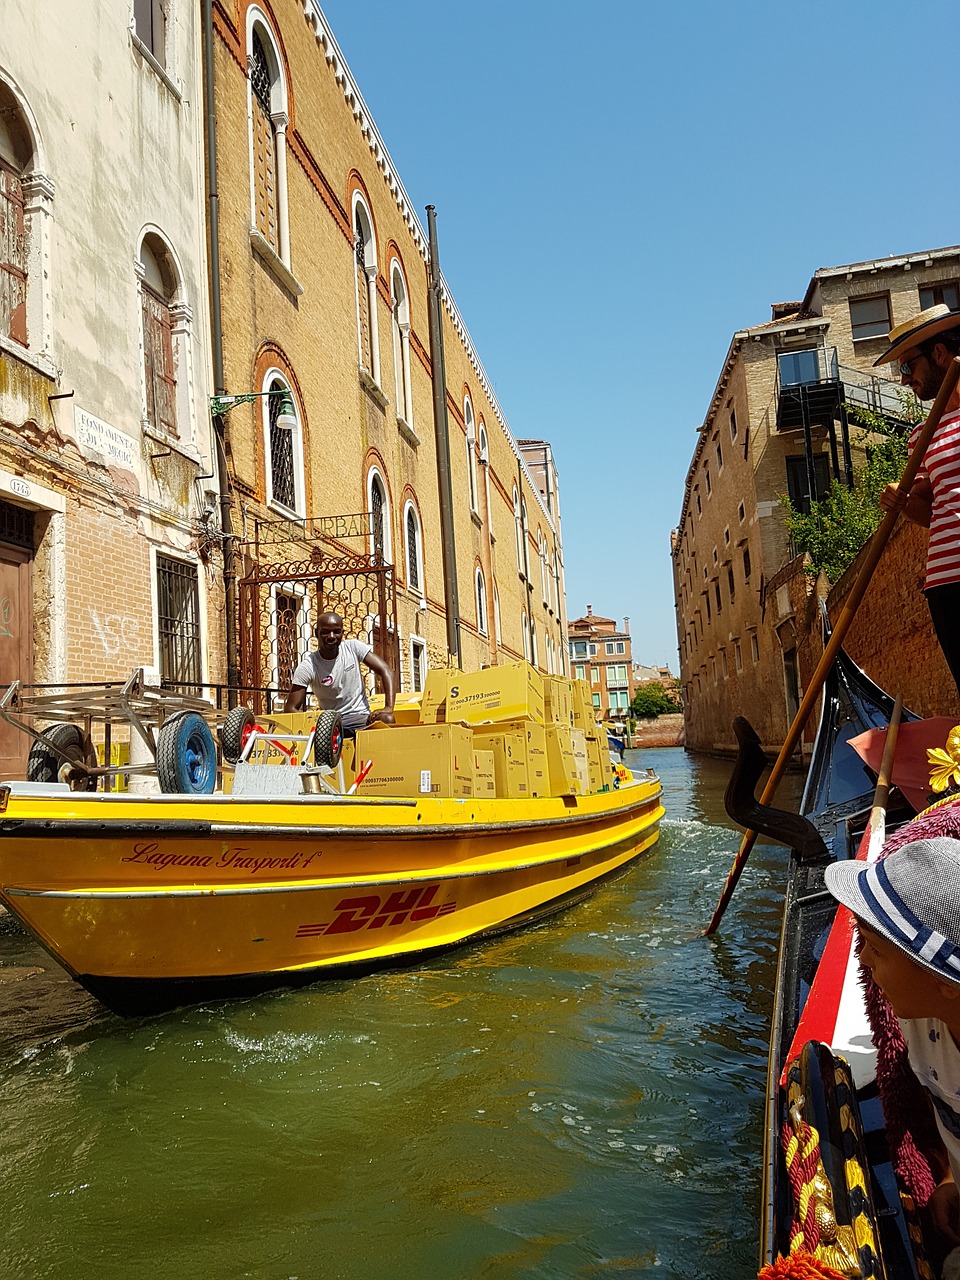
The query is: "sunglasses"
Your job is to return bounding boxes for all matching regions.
[900,351,928,376]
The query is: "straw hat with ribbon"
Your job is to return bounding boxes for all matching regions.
[873,302,960,367]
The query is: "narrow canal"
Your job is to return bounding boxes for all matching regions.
[0,749,799,1279]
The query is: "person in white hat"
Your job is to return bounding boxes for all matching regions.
[826,837,960,1256]
[878,304,960,695]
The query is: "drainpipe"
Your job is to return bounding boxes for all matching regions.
[425,206,461,667]
[202,0,239,703]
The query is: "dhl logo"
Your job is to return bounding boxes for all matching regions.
[296,884,455,937]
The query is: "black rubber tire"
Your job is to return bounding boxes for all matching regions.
[26,722,97,790]
[313,710,343,768]
[219,706,255,764]
[156,712,217,794]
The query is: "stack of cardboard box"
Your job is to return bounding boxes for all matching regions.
[352,662,613,800]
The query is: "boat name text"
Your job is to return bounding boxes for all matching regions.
[120,842,323,874]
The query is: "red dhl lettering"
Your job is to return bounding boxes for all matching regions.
[296,884,456,938]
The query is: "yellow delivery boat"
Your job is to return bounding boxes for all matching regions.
[0,771,662,1016]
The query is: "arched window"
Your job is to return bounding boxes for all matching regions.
[538,530,548,603]
[262,372,303,514]
[354,198,379,384]
[404,501,424,597]
[521,500,530,579]
[247,16,290,267]
[530,620,538,669]
[367,468,391,565]
[390,260,413,426]
[493,583,502,645]
[513,486,523,574]
[475,566,487,636]
[138,233,181,438]
[478,423,491,527]
[521,611,529,661]
[464,395,478,514]
[0,77,51,357]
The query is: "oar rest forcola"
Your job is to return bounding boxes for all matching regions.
[355,662,616,801]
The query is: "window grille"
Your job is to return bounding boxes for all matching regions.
[371,478,385,564]
[274,590,303,692]
[0,499,33,549]
[250,34,278,250]
[406,507,420,591]
[157,555,201,691]
[411,640,425,694]
[249,34,272,111]
[268,381,296,511]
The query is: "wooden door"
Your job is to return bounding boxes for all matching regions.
[0,545,32,777]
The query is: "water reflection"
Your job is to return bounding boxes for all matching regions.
[0,747,790,1279]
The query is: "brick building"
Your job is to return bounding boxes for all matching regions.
[567,607,635,733]
[0,2,214,772]
[0,0,568,777]
[207,1,567,699]
[672,244,960,755]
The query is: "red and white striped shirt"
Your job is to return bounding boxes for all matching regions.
[911,407,960,589]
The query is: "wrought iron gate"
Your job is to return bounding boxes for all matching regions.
[238,513,398,712]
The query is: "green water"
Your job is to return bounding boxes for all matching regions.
[0,749,795,1279]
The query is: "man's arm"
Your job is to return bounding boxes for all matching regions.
[363,650,396,725]
[283,685,308,713]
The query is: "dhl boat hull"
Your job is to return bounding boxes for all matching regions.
[0,778,662,1015]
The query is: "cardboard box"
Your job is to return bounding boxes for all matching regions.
[585,733,612,793]
[476,718,548,796]
[368,692,422,726]
[542,677,574,728]
[470,729,529,798]
[354,723,473,797]
[446,662,545,726]
[420,668,459,723]
[570,729,590,794]
[472,749,496,798]
[544,724,580,795]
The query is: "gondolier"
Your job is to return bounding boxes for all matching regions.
[283,611,396,732]
[878,303,960,695]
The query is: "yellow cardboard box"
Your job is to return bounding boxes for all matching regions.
[470,729,529,798]
[476,718,548,796]
[354,723,473,797]
[542,677,574,728]
[420,668,460,723]
[368,692,422,726]
[472,749,496,798]
[544,724,580,795]
[585,733,612,793]
[446,661,545,726]
[570,729,590,794]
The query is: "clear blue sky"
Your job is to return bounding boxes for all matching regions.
[318,0,958,670]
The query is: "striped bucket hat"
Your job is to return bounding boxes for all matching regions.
[825,837,960,986]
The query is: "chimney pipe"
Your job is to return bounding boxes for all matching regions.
[624,616,630,634]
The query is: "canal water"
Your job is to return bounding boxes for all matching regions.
[0,749,799,1279]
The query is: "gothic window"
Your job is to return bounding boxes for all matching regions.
[475,567,487,636]
[247,20,289,266]
[464,395,478,514]
[354,199,379,382]
[263,374,302,514]
[391,260,413,425]
[368,469,391,565]
[404,501,423,595]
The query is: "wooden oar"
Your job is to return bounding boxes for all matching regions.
[706,355,960,935]
[777,694,902,1084]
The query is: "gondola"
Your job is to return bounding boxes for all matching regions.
[726,640,960,1278]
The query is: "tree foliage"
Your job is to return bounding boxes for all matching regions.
[630,681,682,719]
[780,400,919,582]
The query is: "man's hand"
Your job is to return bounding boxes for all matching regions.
[879,478,932,527]
[879,482,908,514]
[929,1176,960,1250]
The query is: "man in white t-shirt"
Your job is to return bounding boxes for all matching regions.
[826,837,960,1257]
[283,612,396,733]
